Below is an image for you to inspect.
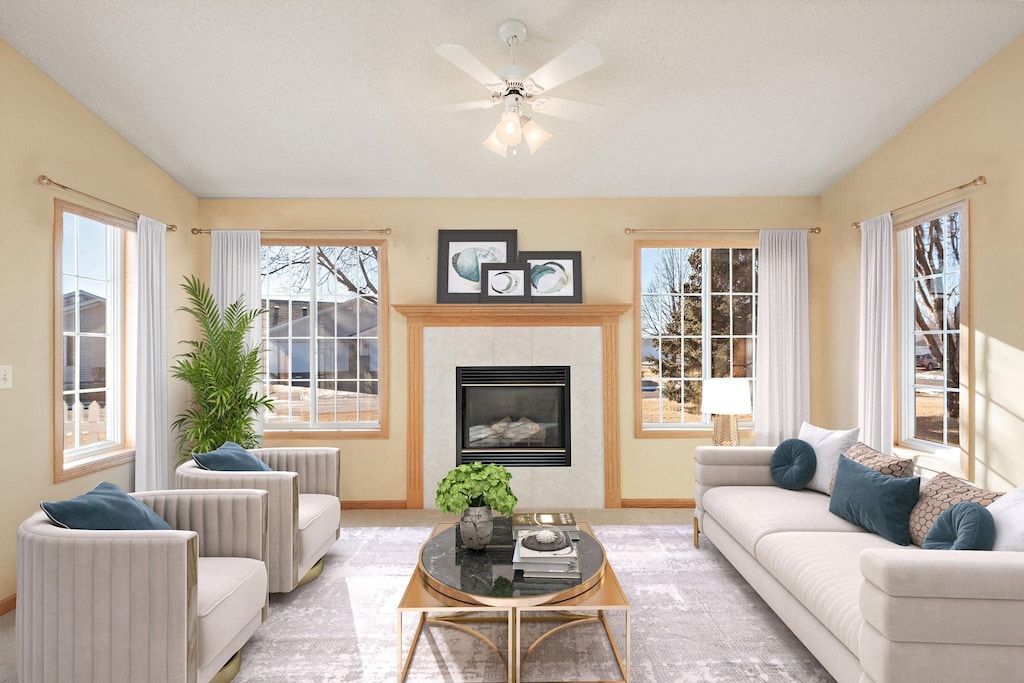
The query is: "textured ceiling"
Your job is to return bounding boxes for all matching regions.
[2,1,1023,198]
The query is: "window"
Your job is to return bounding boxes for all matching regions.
[55,201,135,480]
[260,241,387,434]
[896,201,970,476]
[636,242,757,433]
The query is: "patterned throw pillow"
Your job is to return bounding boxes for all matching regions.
[908,472,1003,547]
[829,442,915,494]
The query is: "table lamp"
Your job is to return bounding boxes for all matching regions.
[701,378,752,446]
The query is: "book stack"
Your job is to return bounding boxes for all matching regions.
[512,527,581,581]
[512,511,580,541]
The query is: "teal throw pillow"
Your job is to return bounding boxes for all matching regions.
[770,438,817,490]
[193,441,273,472]
[923,501,996,551]
[829,455,921,545]
[41,481,171,530]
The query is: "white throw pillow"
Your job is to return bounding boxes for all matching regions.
[986,485,1024,552]
[799,421,860,495]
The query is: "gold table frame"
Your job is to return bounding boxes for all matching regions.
[397,522,630,682]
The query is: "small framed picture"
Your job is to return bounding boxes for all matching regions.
[480,263,531,303]
[518,251,582,303]
[436,229,518,303]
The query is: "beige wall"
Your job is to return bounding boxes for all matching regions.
[198,197,820,504]
[0,40,200,599]
[819,34,1024,491]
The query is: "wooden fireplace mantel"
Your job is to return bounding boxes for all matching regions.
[394,303,632,508]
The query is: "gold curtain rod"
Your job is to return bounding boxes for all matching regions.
[191,227,392,235]
[37,176,178,231]
[851,175,986,229]
[624,226,821,235]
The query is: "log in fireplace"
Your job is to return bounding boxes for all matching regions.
[455,366,570,467]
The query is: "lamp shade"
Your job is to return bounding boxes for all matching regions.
[495,108,523,146]
[482,131,508,157]
[521,117,551,154]
[701,378,752,415]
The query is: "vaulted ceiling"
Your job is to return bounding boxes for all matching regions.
[2,1,1023,198]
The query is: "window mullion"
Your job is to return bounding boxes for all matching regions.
[307,246,318,428]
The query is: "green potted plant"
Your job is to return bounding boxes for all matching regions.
[435,462,518,550]
[171,275,274,462]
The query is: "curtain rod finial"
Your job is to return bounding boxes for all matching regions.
[384,227,393,234]
[975,175,987,185]
[851,222,861,230]
[191,227,202,235]
[37,175,52,186]
[809,226,821,234]
[624,227,635,234]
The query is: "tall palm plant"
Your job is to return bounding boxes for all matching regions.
[171,275,274,461]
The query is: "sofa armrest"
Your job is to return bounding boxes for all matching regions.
[251,447,340,496]
[694,446,775,512]
[135,488,269,562]
[859,548,1024,683]
[17,512,198,683]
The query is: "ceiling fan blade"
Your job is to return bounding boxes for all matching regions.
[439,99,501,113]
[528,95,604,120]
[435,44,505,93]
[524,41,602,93]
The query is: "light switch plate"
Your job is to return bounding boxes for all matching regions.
[0,366,11,390]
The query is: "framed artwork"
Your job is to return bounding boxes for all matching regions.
[436,229,518,303]
[518,251,582,303]
[480,263,531,303]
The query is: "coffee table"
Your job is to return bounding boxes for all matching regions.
[396,519,630,682]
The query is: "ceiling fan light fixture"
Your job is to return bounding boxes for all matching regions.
[521,117,551,154]
[482,131,508,157]
[495,107,523,146]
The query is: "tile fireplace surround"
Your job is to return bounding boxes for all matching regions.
[394,305,631,510]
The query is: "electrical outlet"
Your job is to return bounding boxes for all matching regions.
[0,366,11,390]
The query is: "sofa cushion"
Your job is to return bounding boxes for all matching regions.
[701,486,864,556]
[297,493,341,566]
[40,481,171,531]
[770,438,817,490]
[908,472,1002,547]
[829,442,915,493]
[196,556,268,669]
[985,485,1024,552]
[193,441,273,472]
[924,501,995,551]
[799,421,859,494]
[757,530,908,656]
[829,455,921,545]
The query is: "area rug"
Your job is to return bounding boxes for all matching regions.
[233,524,834,682]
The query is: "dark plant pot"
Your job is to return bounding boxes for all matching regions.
[460,506,493,550]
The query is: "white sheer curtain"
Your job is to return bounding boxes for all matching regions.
[135,216,168,491]
[210,230,263,435]
[754,229,810,446]
[858,213,895,453]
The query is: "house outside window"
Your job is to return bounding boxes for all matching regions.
[55,201,135,480]
[260,241,387,435]
[636,242,757,433]
[896,201,970,477]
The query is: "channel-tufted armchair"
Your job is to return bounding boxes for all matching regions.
[17,488,269,683]
[176,446,341,593]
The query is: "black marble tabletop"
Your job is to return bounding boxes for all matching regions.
[420,517,604,600]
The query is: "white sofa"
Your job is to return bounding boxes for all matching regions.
[694,445,1024,683]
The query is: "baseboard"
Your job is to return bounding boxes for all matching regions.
[0,593,15,615]
[341,500,409,510]
[621,498,694,509]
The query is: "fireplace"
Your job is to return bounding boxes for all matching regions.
[456,366,570,467]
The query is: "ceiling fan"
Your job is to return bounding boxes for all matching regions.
[436,19,603,157]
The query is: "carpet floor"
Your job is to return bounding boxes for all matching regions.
[231,522,835,682]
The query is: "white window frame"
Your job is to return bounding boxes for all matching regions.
[260,240,388,437]
[635,240,758,435]
[894,200,971,478]
[54,201,135,482]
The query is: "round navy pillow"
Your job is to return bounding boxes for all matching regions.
[770,438,817,490]
[923,501,996,550]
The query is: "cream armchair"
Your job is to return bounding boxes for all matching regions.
[17,488,269,683]
[176,446,341,593]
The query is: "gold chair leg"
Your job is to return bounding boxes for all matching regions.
[296,556,326,588]
[210,650,242,683]
[693,518,699,548]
